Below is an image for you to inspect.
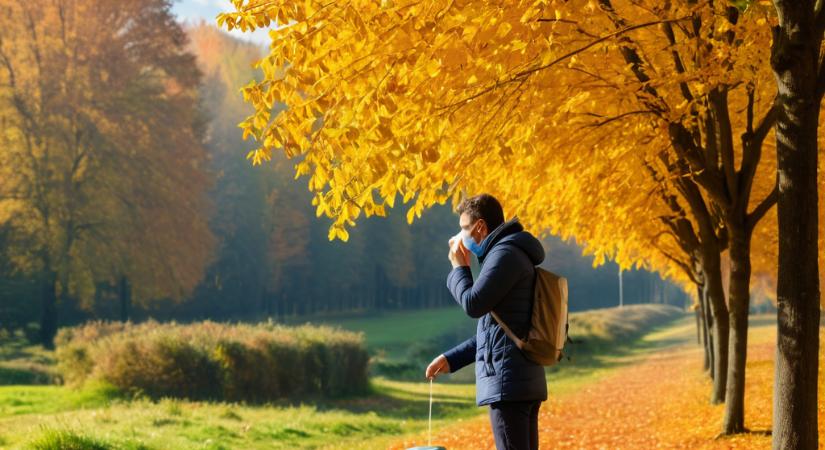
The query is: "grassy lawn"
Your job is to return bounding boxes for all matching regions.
[292,307,474,359]
[0,305,688,449]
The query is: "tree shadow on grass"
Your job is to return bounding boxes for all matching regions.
[0,336,56,385]
[242,377,478,421]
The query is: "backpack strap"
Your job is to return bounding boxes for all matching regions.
[482,243,533,350]
[490,310,526,350]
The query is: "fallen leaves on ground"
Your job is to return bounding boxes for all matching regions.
[391,329,824,449]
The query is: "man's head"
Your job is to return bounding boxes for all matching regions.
[456,193,505,245]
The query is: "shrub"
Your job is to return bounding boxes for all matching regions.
[55,320,369,402]
[567,304,684,343]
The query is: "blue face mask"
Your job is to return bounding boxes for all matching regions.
[461,221,484,257]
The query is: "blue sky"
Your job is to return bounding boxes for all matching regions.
[172,0,270,46]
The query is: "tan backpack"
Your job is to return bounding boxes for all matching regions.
[490,267,570,366]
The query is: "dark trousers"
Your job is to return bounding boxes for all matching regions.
[489,399,541,450]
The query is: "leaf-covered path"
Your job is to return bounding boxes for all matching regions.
[391,317,824,449]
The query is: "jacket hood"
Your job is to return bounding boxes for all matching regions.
[478,216,545,265]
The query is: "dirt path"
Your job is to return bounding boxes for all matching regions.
[391,319,824,449]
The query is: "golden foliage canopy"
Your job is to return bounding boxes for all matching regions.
[218,0,822,294]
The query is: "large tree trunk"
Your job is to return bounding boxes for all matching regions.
[722,226,752,434]
[697,284,711,371]
[703,248,729,404]
[702,280,716,380]
[39,269,58,349]
[769,7,822,448]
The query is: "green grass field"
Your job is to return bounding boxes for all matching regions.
[289,307,474,358]
[0,305,688,449]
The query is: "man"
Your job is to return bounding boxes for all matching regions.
[425,193,547,450]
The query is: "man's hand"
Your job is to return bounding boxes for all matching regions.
[448,238,470,268]
[425,354,451,379]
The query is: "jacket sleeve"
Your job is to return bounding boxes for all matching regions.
[446,247,525,319]
[443,335,476,373]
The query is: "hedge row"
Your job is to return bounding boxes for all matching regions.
[567,304,685,343]
[55,320,369,402]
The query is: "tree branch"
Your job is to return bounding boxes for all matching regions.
[753,102,779,145]
[597,0,733,211]
[709,87,737,203]
[746,185,778,232]
[658,247,700,285]
[643,159,702,255]
[536,18,599,38]
[737,94,777,216]
[670,158,725,250]
[537,18,578,24]
[662,22,694,102]
[434,14,691,112]
[703,98,719,179]
[667,123,731,207]
[584,109,657,127]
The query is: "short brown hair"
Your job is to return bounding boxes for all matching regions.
[457,194,504,231]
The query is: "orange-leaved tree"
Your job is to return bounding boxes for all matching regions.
[0,0,216,346]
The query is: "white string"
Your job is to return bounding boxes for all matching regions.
[428,367,440,447]
[428,376,434,447]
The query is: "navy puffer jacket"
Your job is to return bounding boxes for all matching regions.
[443,216,547,406]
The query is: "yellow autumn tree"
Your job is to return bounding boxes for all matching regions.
[218,0,823,439]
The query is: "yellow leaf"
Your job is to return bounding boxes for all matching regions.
[426,58,441,77]
[337,226,350,241]
[497,22,512,38]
